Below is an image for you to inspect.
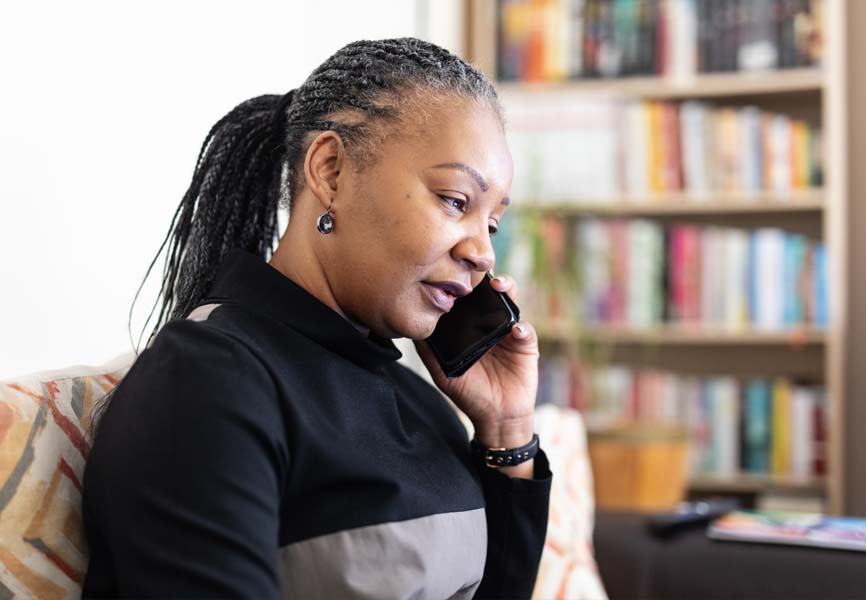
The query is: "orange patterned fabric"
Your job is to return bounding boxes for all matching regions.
[0,354,134,599]
[531,405,607,600]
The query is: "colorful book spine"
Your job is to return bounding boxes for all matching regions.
[813,243,828,327]
[784,235,807,325]
[790,386,817,477]
[771,378,792,475]
[743,380,772,473]
[813,390,827,475]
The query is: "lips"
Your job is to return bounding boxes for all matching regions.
[421,282,458,312]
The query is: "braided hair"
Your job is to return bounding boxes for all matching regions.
[132,37,503,352]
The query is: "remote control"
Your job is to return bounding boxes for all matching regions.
[645,497,741,538]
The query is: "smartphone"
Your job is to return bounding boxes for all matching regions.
[425,272,520,378]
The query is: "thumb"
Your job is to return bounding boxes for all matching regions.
[495,320,539,355]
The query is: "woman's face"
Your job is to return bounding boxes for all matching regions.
[325,100,513,340]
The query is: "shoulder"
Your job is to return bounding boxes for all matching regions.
[123,318,275,404]
[92,318,287,466]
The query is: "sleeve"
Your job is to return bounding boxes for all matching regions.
[472,446,553,600]
[82,321,289,599]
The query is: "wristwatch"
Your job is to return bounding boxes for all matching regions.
[470,433,540,469]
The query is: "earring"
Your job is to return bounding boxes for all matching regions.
[316,198,335,234]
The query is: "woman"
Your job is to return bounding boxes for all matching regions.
[82,37,551,599]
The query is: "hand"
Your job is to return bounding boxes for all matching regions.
[414,274,539,450]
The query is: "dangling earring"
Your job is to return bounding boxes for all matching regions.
[316,198,335,234]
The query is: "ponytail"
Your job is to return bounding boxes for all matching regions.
[131,91,296,351]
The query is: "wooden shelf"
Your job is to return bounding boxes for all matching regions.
[495,68,824,99]
[514,191,824,217]
[688,473,826,494]
[537,323,827,346]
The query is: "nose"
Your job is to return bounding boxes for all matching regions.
[452,222,496,275]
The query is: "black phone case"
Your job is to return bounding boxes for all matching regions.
[426,273,520,378]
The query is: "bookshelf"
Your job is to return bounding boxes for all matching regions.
[466,0,861,515]
[517,189,824,216]
[688,473,825,495]
[495,67,823,98]
[537,323,826,346]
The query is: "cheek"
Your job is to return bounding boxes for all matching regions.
[387,202,454,267]
[349,186,457,293]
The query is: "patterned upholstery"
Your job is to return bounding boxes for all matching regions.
[0,354,606,599]
[455,404,608,600]
[0,352,135,599]
[531,405,607,600]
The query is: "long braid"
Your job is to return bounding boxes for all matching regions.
[131,95,286,352]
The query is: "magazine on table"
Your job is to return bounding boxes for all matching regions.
[708,510,866,552]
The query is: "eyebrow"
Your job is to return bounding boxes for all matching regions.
[429,162,510,206]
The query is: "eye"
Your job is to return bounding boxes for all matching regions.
[489,222,499,236]
[438,194,467,212]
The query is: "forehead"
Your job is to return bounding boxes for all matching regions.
[392,101,513,193]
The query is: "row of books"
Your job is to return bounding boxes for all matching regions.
[576,219,828,329]
[626,101,822,195]
[494,214,828,330]
[497,0,824,82]
[504,97,822,201]
[537,357,827,478]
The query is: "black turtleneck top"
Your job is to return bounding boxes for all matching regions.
[82,248,552,599]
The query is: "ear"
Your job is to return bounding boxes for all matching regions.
[303,130,347,212]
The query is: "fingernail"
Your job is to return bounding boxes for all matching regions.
[514,323,525,335]
[493,275,505,284]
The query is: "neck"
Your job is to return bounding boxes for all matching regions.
[268,215,371,338]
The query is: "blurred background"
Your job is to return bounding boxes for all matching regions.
[1,0,863,520]
[470,0,866,520]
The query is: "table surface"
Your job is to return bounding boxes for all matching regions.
[593,510,866,600]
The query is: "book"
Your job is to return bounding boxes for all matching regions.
[743,380,772,473]
[790,385,817,477]
[708,510,866,552]
[752,228,786,330]
[712,376,740,475]
[771,378,792,474]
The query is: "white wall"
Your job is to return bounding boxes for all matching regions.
[0,1,475,379]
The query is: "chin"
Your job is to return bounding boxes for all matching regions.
[395,309,441,340]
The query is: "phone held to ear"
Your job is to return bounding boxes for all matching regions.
[425,272,520,378]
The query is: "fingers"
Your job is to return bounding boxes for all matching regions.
[489,275,536,346]
[509,319,538,347]
[490,273,520,304]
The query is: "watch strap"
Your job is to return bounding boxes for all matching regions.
[470,433,540,469]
